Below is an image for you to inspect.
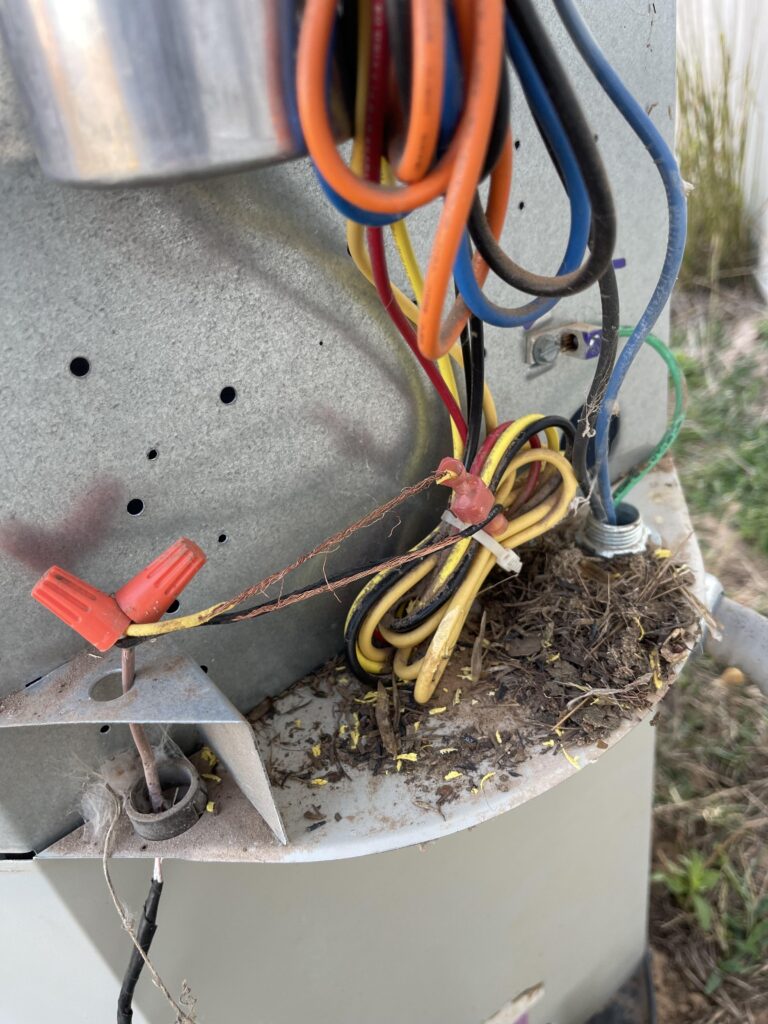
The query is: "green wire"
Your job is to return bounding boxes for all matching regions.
[612,328,686,504]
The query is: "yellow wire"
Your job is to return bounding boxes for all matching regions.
[412,413,560,610]
[352,448,578,700]
[413,450,577,702]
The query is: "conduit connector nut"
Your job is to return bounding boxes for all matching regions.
[31,538,206,651]
[126,756,208,841]
[437,457,507,537]
[579,502,651,559]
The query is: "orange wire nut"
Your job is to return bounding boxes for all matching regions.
[32,538,206,651]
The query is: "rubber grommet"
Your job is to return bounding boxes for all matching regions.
[126,757,207,841]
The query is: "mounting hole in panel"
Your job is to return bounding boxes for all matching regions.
[146,448,159,461]
[100,724,111,734]
[69,357,90,378]
[127,498,145,516]
[219,386,237,405]
[90,672,123,702]
[167,599,180,614]
[217,533,228,544]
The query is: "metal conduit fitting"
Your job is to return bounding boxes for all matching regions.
[580,502,650,558]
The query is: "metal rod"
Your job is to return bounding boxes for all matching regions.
[121,648,165,813]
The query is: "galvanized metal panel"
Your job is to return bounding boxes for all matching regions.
[0,0,677,850]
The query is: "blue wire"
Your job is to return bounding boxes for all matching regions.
[553,0,688,524]
[451,14,591,329]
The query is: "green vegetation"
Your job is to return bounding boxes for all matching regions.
[673,321,768,556]
[677,34,756,288]
[653,654,768,1014]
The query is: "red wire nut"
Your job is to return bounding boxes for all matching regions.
[437,457,508,537]
[31,538,206,651]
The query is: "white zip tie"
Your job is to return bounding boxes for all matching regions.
[441,510,522,574]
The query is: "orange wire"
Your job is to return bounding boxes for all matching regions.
[417,2,505,359]
[440,131,513,349]
[393,1,445,183]
[297,0,503,216]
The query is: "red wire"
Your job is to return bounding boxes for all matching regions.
[362,0,468,444]
[471,418,542,503]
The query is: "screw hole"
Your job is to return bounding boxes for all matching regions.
[166,599,180,614]
[100,724,111,734]
[219,386,237,405]
[217,533,228,544]
[69,357,90,378]
[127,498,145,516]
[146,448,159,461]
[560,332,579,352]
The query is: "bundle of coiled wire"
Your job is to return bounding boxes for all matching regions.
[293,0,687,699]
[118,0,687,709]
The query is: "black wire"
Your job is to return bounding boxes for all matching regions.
[466,1,615,299]
[461,314,485,469]
[334,1,359,130]
[481,59,510,179]
[572,262,620,520]
[385,0,411,115]
[488,413,576,491]
[116,876,163,1024]
[385,414,576,638]
[343,504,504,684]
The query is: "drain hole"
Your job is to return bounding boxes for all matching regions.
[127,498,145,516]
[219,386,237,405]
[69,357,90,378]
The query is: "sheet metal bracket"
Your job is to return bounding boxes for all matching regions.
[0,645,286,845]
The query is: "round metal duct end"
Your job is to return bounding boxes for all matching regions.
[126,757,207,841]
[580,503,650,559]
